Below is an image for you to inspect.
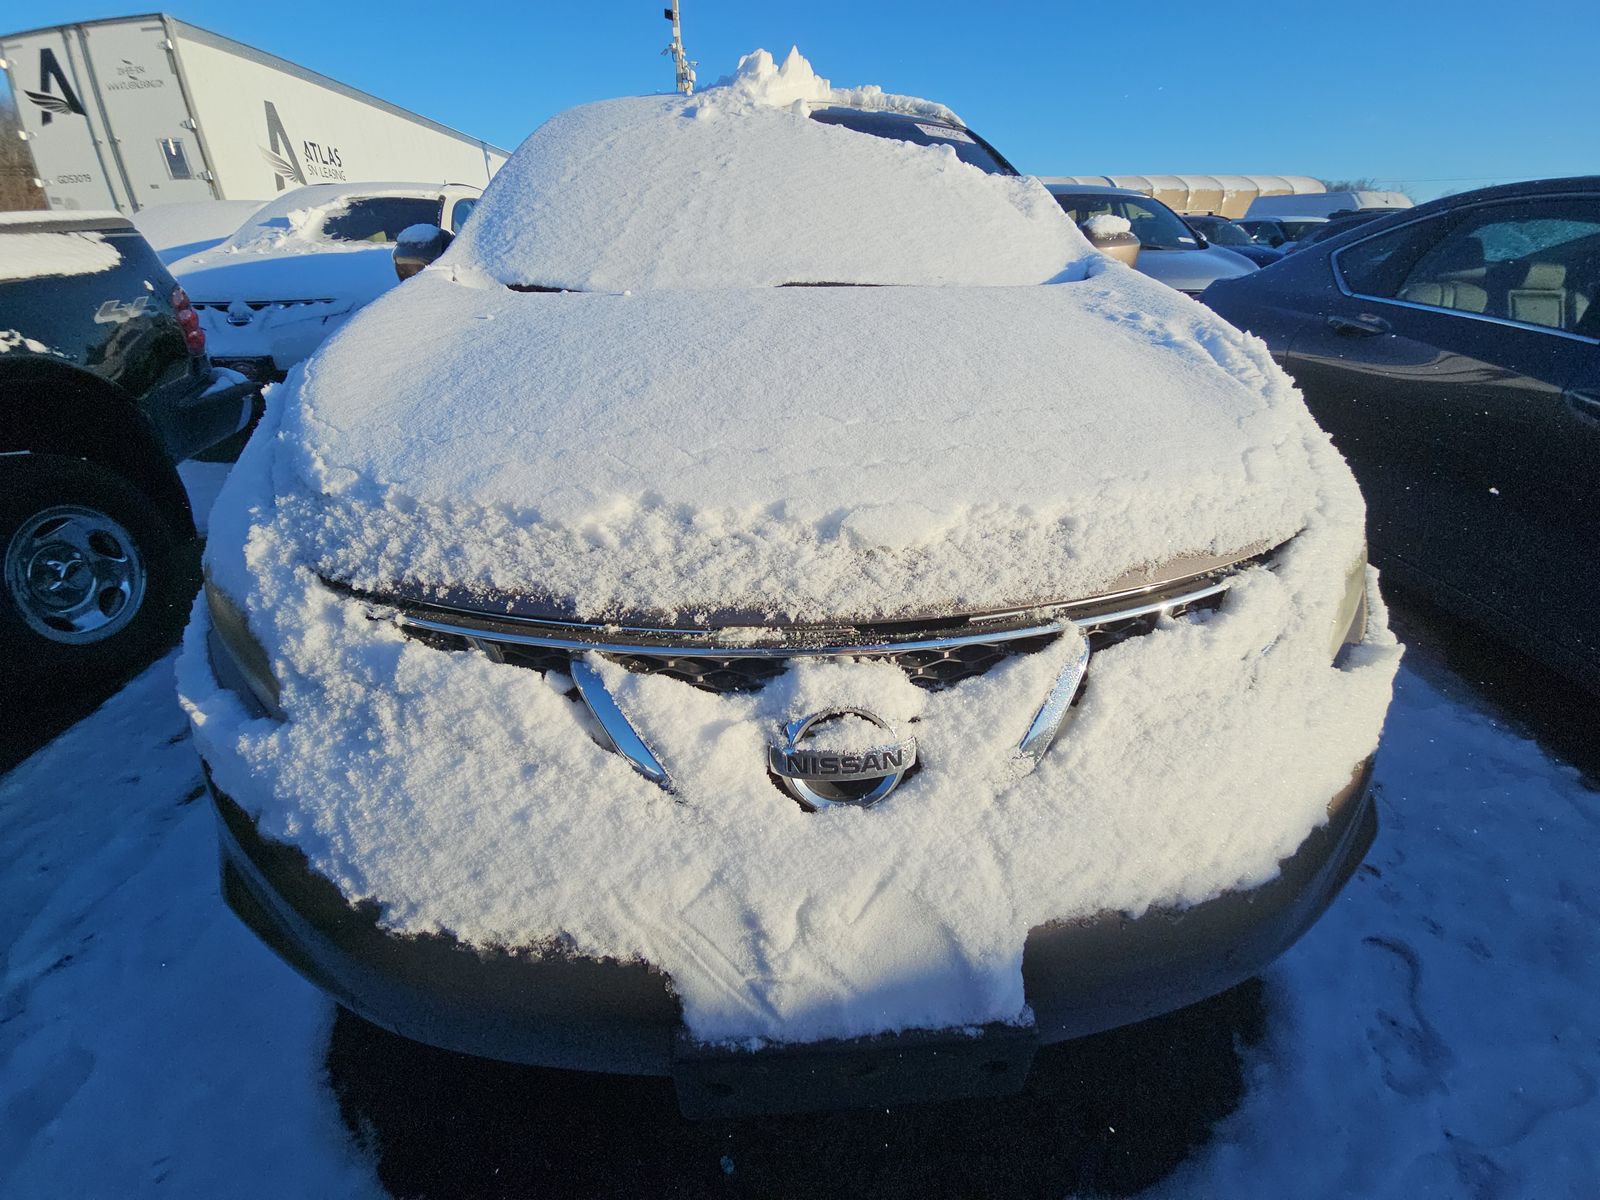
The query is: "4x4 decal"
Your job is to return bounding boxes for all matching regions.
[93,296,152,325]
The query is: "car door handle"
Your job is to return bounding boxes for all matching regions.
[1566,388,1600,425]
[1326,313,1391,337]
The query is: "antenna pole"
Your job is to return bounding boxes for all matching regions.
[662,1,697,95]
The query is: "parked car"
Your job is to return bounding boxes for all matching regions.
[1236,215,1330,250]
[1182,214,1285,267]
[1291,208,1397,250]
[0,211,257,695]
[1043,184,1257,295]
[1205,176,1600,689]
[168,181,482,383]
[1245,190,1413,220]
[181,50,1398,1119]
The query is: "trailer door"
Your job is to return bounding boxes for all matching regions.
[1,28,122,211]
[79,18,216,208]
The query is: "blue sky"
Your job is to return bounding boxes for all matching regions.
[8,0,1598,200]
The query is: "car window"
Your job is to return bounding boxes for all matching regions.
[1279,219,1327,242]
[1389,198,1600,332]
[1196,218,1252,247]
[1238,220,1285,247]
[318,196,446,244]
[1052,195,1199,251]
[807,108,1016,175]
[449,197,479,231]
[1335,217,1448,298]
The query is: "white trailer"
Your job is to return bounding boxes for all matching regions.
[0,14,509,214]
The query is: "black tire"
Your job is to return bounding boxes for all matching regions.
[0,454,199,702]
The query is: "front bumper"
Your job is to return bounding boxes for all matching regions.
[206,756,1376,1117]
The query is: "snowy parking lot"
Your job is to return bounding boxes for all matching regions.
[3,588,1595,1199]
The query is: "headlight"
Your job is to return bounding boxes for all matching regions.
[1330,547,1369,662]
[205,579,284,719]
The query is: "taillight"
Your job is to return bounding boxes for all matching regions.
[171,285,206,356]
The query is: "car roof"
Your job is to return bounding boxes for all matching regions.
[1404,175,1600,219]
[1042,183,1145,197]
[1277,176,1600,258]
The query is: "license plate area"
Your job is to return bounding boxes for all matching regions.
[671,1022,1038,1119]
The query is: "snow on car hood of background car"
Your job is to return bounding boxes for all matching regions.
[287,265,1325,622]
[168,184,430,304]
[169,250,398,309]
[440,48,1087,292]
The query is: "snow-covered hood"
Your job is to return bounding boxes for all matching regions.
[281,262,1324,623]
[170,244,397,308]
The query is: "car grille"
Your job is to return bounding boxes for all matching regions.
[373,559,1249,695]
[193,298,337,313]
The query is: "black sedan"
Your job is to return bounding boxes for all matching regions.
[1205,177,1600,690]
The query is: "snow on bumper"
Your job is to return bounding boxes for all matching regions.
[196,299,357,372]
[179,525,1399,1049]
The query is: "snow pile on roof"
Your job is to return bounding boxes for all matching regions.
[442,48,1085,291]
[706,46,835,109]
[0,230,121,282]
[285,265,1321,622]
[699,46,959,123]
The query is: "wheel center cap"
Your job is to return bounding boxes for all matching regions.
[29,547,93,607]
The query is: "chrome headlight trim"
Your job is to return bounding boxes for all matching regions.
[1331,548,1369,663]
[205,579,284,720]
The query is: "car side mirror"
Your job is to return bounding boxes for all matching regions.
[394,224,454,281]
[1079,217,1140,268]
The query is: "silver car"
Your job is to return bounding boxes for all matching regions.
[1045,184,1257,296]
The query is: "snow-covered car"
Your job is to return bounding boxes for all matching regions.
[1044,184,1258,295]
[181,49,1401,1117]
[167,182,482,383]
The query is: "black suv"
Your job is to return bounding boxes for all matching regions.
[1,211,257,695]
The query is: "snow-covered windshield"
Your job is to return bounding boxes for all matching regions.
[442,49,1089,291]
[216,188,445,252]
[316,196,444,244]
[1052,193,1200,252]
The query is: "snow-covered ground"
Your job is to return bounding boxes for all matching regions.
[2,598,1594,1197]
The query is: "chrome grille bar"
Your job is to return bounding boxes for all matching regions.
[386,576,1237,661]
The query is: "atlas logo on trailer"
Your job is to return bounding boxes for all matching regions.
[259,101,346,190]
[23,48,86,124]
